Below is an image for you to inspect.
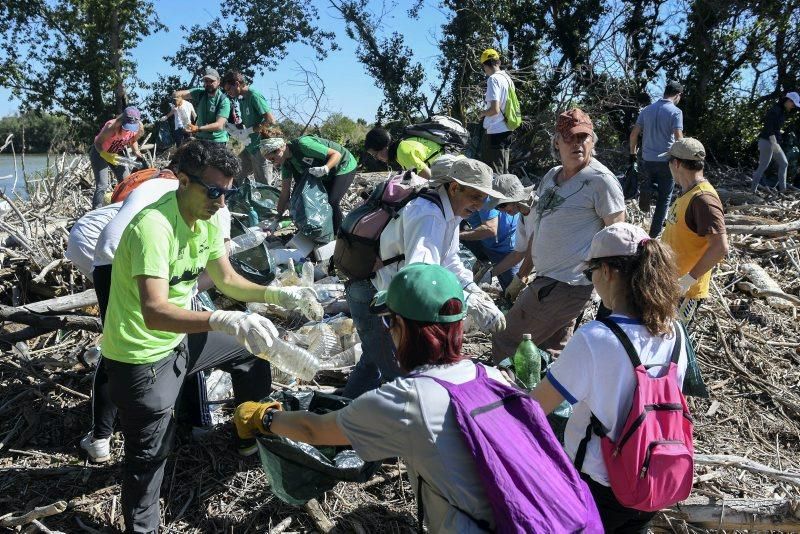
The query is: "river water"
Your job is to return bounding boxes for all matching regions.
[0,154,58,199]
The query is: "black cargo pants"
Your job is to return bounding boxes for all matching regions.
[104,332,271,534]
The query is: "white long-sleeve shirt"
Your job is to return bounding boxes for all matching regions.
[373,186,473,292]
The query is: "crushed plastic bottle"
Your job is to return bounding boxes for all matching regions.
[255,337,320,381]
[300,260,315,288]
[306,323,341,358]
[228,226,267,256]
[319,343,362,370]
[80,346,102,367]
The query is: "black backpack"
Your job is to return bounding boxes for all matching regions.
[403,115,470,154]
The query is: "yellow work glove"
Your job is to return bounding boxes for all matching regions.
[99,151,120,166]
[234,400,283,439]
[264,286,324,321]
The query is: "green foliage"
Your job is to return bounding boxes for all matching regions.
[0,112,72,153]
[317,113,368,152]
[0,0,164,139]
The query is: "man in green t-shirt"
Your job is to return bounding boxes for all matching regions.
[102,139,322,533]
[174,67,231,144]
[261,133,357,234]
[222,69,276,185]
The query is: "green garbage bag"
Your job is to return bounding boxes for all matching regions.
[228,177,281,224]
[228,216,277,285]
[255,390,380,505]
[679,321,709,398]
[289,172,334,244]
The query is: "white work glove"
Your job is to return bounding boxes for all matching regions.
[504,275,526,301]
[308,165,329,178]
[209,310,279,356]
[265,286,324,321]
[678,273,697,295]
[464,283,506,333]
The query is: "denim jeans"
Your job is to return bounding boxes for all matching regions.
[341,279,401,398]
[641,160,674,238]
[461,240,520,291]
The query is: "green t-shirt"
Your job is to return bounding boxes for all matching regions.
[281,135,357,182]
[239,89,272,153]
[101,192,226,364]
[396,137,442,172]
[189,87,231,143]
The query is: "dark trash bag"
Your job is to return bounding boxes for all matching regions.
[619,164,639,200]
[228,216,277,285]
[255,390,381,505]
[290,172,334,244]
[228,178,281,223]
[156,121,174,150]
[679,321,709,398]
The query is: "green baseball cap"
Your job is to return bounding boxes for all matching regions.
[370,263,466,323]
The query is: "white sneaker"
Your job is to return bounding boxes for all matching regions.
[80,432,111,463]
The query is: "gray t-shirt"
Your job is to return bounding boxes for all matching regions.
[636,99,683,162]
[337,360,508,533]
[531,159,625,285]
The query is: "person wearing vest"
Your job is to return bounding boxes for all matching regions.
[364,127,443,179]
[478,48,513,174]
[89,106,145,209]
[660,138,729,325]
[259,127,358,234]
[532,223,689,533]
[234,264,511,532]
[221,69,277,185]
[174,67,231,144]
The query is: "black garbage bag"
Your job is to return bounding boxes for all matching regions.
[228,216,276,285]
[228,178,281,224]
[255,390,381,505]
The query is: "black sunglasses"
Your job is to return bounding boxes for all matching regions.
[186,173,239,201]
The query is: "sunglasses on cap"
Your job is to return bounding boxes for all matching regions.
[186,173,239,201]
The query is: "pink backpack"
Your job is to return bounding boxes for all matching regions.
[575,318,694,512]
[333,170,443,280]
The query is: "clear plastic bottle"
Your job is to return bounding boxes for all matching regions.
[255,337,320,381]
[81,346,102,367]
[229,227,267,256]
[513,334,542,390]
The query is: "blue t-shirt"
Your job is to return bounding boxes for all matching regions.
[636,98,683,162]
[466,205,518,255]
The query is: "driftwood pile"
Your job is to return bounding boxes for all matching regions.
[0,157,799,532]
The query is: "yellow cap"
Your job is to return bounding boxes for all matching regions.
[480,48,500,63]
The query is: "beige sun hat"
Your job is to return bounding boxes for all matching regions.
[434,158,508,199]
[487,174,536,209]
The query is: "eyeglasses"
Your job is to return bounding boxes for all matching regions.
[583,263,599,282]
[380,314,396,330]
[186,173,239,201]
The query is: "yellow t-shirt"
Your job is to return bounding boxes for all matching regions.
[396,137,442,173]
[101,192,225,364]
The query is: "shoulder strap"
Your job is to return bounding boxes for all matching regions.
[417,188,445,217]
[597,317,642,368]
[417,474,493,533]
[670,320,683,365]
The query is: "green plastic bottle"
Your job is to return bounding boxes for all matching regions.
[513,333,542,390]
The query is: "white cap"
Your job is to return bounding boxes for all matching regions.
[787,92,800,108]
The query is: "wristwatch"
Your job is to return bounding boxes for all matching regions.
[263,408,278,433]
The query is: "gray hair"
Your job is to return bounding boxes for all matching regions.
[550,131,599,161]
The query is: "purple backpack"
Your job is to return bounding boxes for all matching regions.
[414,364,602,534]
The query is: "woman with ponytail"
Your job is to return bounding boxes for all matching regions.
[531,222,689,533]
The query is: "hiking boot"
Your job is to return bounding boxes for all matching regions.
[638,191,651,212]
[237,437,259,457]
[80,432,111,463]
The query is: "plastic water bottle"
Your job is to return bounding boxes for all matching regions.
[513,334,543,390]
[255,337,320,381]
[81,346,102,367]
[229,227,267,255]
[247,207,259,227]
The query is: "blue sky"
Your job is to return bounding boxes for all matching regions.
[0,0,448,122]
